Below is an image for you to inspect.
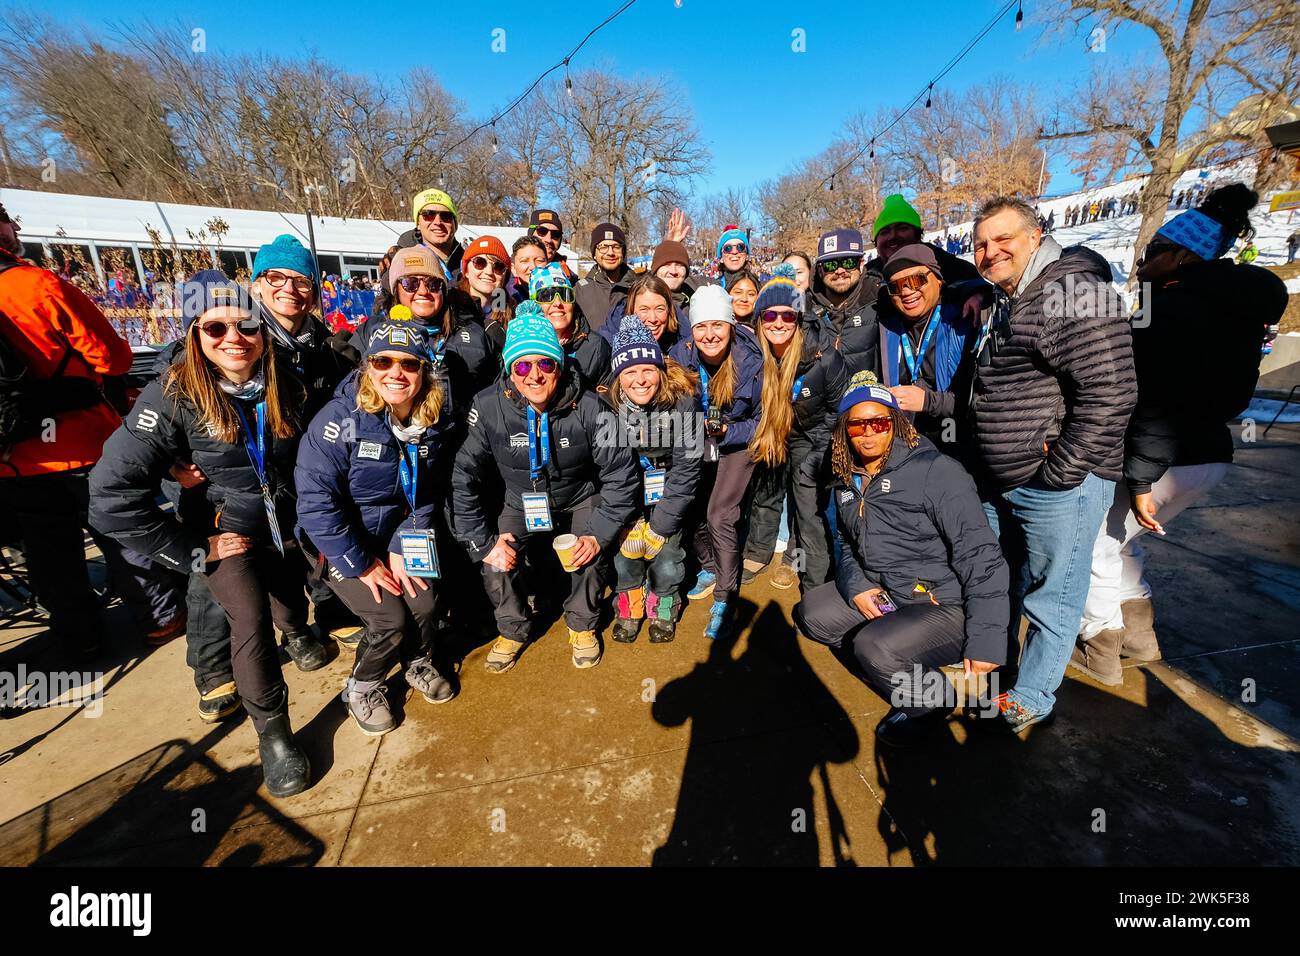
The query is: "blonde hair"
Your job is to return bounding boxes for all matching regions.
[606,359,698,410]
[355,365,445,428]
[164,327,301,444]
[748,323,806,466]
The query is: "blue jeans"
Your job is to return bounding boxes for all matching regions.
[982,471,1113,716]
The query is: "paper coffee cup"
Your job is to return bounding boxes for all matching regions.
[553,533,580,572]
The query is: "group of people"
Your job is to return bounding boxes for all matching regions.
[0,176,1287,797]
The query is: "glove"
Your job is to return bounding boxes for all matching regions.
[619,519,646,559]
[642,524,667,560]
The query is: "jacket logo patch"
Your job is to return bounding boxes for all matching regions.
[800,387,811,398]
[840,490,854,503]
[460,330,471,342]
[559,437,570,448]
[419,445,429,457]
[467,408,479,426]
[323,421,341,443]
[881,478,891,493]
[852,317,862,327]
[357,441,383,460]
[509,432,528,448]
[135,408,159,432]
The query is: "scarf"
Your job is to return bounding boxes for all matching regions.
[218,370,266,401]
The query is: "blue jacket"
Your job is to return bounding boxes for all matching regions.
[667,324,764,453]
[877,299,972,393]
[294,373,452,577]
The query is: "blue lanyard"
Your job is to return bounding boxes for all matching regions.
[527,406,550,481]
[233,401,269,489]
[852,474,862,493]
[900,305,941,383]
[698,364,710,414]
[422,325,447,362]
[397,442,420,512]
[791,373,806,402]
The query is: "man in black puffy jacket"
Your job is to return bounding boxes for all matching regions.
[968,196,1136,734]
[808,228,880,376]
[452,305,640,673]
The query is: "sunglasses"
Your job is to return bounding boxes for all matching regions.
[534,226,561,239]
[886,272,932,296]
[368,354,424,373]
[260,270,314,294]
[198,318,261,339]
[469,255,507,276]
[535,286,575,304]
[398,275,446,295]
[721,243,747,255]
[759,309,797,325]
[819,257,862,274]
[512,358,559,377]
[419,209,456,223]
[846,416,894,437]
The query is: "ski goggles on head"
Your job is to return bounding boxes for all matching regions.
[397,275,446,295]
[818,256,862,274]
[512,358,559,377]
[534,286,575,305]
[197,318,261,339]
[845,415,893,437]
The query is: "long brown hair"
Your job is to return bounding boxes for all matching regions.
[454,273,514,335]
[694,327,737,409]
[829,406,920,490]
[624,274,679,338]
[164,326,300,444]
[606,358,698,410]
[748,322,806,466]
[356,364,445,428]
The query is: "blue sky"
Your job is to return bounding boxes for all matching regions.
[48,0,1157,200]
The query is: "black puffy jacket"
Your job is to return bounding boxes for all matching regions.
[602,389,703,538]
[562,313,612,392]
[833,435,1009,665]
[668,323,765,453]
[1124,258,1287,494]
[451,367,640,560]
[969,239,1136,492]
[789,315,850,451]
[809,274,881,377]
[89,358,306,572]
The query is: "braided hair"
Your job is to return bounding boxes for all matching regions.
[830,405,920,490]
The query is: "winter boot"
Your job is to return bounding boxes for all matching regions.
[1120,598,1161,661]
[341,677,396,736]
[613,587,646,643]
[197,680,240,722]
[1069,628,1124,686]
[647,592,677,644]
[257,712,312,797]
[280,629,331,672]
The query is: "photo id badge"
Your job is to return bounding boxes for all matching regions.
[643,468,666,505]
[400,530,440,578]
[262,490,286,556]
[522,492,554,532]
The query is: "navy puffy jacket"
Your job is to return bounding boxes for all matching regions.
[667,324,765,452]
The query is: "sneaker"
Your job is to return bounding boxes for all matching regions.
[704,600,730,640]
[197,681,240,722]
[568,628,602,668]
[875,707,949,748]
[405,656,457,704]
[648,619,676,644]
[741,559,765,585]
[979,692,1054,735]
[687,571,717,601]
[612,618,642,643]
[330,625,364,650]
[146,617,187,647]
[281,631,331,672]
[485,636,525,674]
[341,678,395,736]
[770,563,798,590]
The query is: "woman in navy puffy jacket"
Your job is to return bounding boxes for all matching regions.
[296,322,458,737]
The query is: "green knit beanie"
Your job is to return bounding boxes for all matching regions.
[873,194,923,239]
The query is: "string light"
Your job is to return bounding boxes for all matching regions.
[925,83,933,108]
[1015,1,1024,31]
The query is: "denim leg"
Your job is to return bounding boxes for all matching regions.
[185,569,234,693]
[1003,473,1114,715]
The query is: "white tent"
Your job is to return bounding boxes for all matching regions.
[0,187,582,283]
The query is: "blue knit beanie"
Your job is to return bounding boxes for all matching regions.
[838,370,901,415]
[180,269,255,333]
[364,319,428,362]
[611,315,665,376]
[252,234,318,283]
[716,227,748,259]
[528,262,572,299]
[753,263,802,314]
[503,301,565,368]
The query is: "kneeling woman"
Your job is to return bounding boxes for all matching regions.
[295,324,457,737]
[668,284,764,639]
[90,271,313,796]
[452,305,640,673]
[605,315,702,644]
[792,373,1009,747]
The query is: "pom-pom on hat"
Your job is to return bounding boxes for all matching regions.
[503,302,565,369]
[754,262,802,314]
[838,369,901,415]
[611,314,665,377]
[716,227,749,259]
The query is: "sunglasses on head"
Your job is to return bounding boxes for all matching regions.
[721,243,747,255]
[469,255,507,276]
[535,286,575,304]
[886,272,932,296]
[819,257,862,274]
[512,358,559,377]
[198,318,261,339]
[368,354,424,373]
[419,209,455,223]
[260,269,314,294]
[846,415,894,437]
[534,225,561,239]
[759,309,797,325]
[398,275,446,295]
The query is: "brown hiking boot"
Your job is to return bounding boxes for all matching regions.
[1120,598,1161,661]
[1069,628,1124,686]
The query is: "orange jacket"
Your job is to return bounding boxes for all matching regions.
[0,248,133,477]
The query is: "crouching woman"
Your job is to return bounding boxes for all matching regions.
[792,373,1009,748]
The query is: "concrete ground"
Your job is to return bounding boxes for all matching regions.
[2,423,1298,867]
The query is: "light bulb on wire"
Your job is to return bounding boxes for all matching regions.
[1015,1,1024,32]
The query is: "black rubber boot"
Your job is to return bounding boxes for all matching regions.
[612,618,642,643]
[281,630,331,672]
[257,712,312,798]
[648,620,676,644]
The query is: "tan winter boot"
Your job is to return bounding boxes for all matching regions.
[1120,598,1161,661]
[1069,628,1125,686]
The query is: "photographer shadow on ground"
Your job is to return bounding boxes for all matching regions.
[650,599,860,866]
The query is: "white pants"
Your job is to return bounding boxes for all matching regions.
[1079,463,1229,639]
